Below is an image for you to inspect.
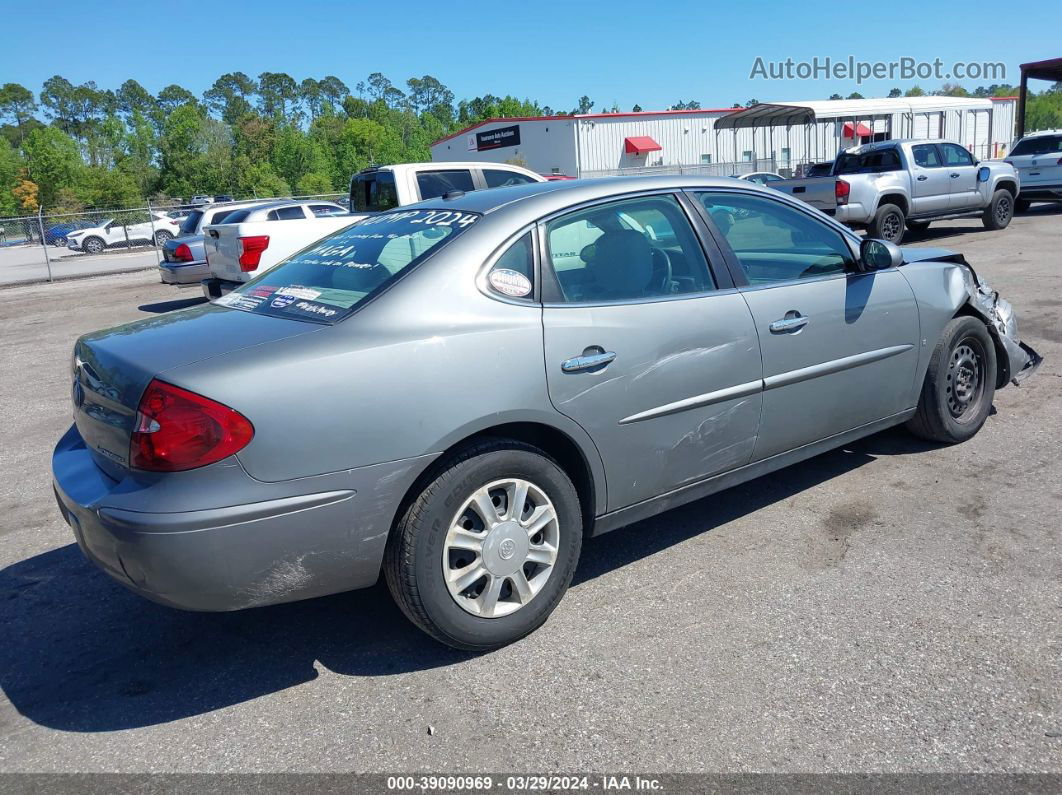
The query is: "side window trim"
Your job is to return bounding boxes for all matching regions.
[536,191,723,306]
[692,189,861,289]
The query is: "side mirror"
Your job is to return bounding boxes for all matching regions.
[859,238,903,272]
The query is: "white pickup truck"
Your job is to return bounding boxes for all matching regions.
[771,139,1020,243]
[202,162,544,298]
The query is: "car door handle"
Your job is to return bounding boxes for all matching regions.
[769,313,810,333]
[561,350,616,373]
[917,175,928,181]
[950,173,961,178]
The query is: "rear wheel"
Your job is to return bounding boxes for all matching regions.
[82,236,105,255]
[869,203,906,243]
[982,189,1014,230]
[906,220,931,234]
[385,439,582,651]
[907,316,996,444]
[1014,198,1031,213]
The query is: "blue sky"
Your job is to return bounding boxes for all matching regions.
[3,0,1060,112]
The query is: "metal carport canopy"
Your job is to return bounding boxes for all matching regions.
[715,97,994,129]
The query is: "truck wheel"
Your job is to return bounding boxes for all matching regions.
[906,316,997,444]
[906,220,931,235]
[982,190,1014,230]
[384,438,582,651]
[1014,198,1031,213]
[869,203,905,243]
[83,236,105,255]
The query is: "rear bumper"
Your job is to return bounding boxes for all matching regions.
[159,261,210,285]
[1017,185,1062,202]
[51,424,425,612]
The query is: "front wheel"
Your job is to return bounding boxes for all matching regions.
[869,203,906,243]
[982,189,1014,231]
[82,236,105,255]
[385,439,582,651]
[906,316,997,444]
[154,230,173,246]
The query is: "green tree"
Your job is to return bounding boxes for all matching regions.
[116,79,157,118]
[905,86,926,97]
[318,76,350,114]
[888,88,902,98]
[157,84,198,114]
[0,83,38,142]
[296,172,333,195]
[204,72,257,124]
[632,104,643,112]
[0,136,22,214]
[847,92,865,99]
[22,125,84,207]
[258,72,300,122]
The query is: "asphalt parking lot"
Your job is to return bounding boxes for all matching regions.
[0,207,1059,773]
[0,244,159,286]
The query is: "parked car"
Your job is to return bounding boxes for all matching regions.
[738,171,785,186]
[202,163,547,298]
[44,219,95,247]
[66,212,181,254]
[772,140,1020,242]
[53,176,1041,651]
[159,201,270,286]
[1005,129,1062,211]
[213,194,234,203]
[190,195,214,206]
[201,200,350,297]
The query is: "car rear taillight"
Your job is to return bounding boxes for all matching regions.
[130,379,254,472]
[173,243,194,262]
[835,179,851,206]
[238,236,269,271]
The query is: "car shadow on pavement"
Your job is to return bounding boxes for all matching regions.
[137,297,208,314]
[0,427,937,733]
[904,202,1062,245]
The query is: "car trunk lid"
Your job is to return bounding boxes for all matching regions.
[72,303,321,479]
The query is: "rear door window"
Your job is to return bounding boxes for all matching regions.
[483,169,539,188]
[835,149,902,174]
[416,170,475,200]
[215,209,480,324]
[266,206,308,221]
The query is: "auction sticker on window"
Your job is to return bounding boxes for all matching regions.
[488,268,532,298]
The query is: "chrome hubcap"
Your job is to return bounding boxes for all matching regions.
[946,341,984,418]
[443,478,559,618]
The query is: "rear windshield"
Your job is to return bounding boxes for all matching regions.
[350,171,399,212]
[1011,134,1062,156]
[835,149,902,174]
[214,208,480,324]
[179,210,203,235]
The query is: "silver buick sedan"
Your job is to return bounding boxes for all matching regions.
[52,176,1041,650]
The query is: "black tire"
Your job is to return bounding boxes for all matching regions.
[906,220,931,234]
[869,203,906,243]
[982,189,1014,230]
[906,316,997,444]
[1014,198,1031,213]
[52,237,67,247]
[154,230,173,246]
[82,236,105,255]
[384,438,583,651]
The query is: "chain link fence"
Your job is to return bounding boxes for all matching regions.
[0,193,345,287]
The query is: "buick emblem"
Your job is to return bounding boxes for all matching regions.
[499,538,516,560]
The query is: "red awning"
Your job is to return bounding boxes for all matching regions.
[624,136,662,155]
[843,122,873,138]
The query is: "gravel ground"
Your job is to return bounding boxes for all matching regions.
[0,207,1059,774]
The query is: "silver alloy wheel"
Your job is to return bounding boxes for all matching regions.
[881,211,902,241]
[443,477,560,618]
[84,238,103,254]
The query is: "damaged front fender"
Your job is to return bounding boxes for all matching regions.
[947,253,1043,387]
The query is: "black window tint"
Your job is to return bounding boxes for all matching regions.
[546,195,715,303]
[696,192,855,283]
[222,209,251,224]
[179,210,203,234]
[483,169,538,188]
[487,233,534,300]
[416,170,475,200]
[208,208,235,224]
[836,148,901,174]
[912,144,942,168]
[350,171,399,212]
[266,206,307,221]
[310,204,343,217]
[1010,135,1062,156]
[942,144,975,166]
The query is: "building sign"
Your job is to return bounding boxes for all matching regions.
[475,124,521,151]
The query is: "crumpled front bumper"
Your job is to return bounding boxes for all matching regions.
[968,274,1043,386]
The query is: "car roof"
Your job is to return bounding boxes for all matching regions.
[360,162,543,179]
[399,174,781,219]
[1017,128,1062,139]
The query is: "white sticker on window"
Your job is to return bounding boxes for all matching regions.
[488,268,533,298]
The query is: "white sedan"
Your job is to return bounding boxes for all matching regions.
[67,213,181,254]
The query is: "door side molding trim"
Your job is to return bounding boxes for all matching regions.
[617,380,763,425]
[763,344,914,390]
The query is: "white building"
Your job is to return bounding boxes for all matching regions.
[430,96,1017,178]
